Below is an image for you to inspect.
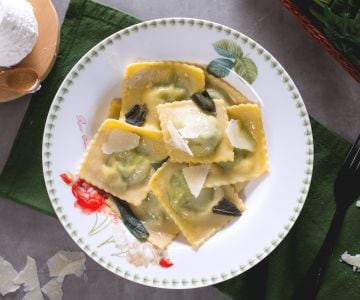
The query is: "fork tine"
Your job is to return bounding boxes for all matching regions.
[355,147,360,174]
[351,143,360,165]
[343,134,360,169]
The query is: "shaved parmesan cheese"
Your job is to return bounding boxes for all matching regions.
[41,279,63,300]
[182,164,210,197]
[226,119,255,151]
[176,108,217,140]
[176,110,207,139]
[340,251,360,272]
[47,251,86,282]
[101,130,140,154]
[0,257,19,296]
[167,120,193,156]
[178,126,200,139]
[24,288,44,300]
[13,256,43,300]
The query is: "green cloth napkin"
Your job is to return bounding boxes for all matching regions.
[0,0,358,299]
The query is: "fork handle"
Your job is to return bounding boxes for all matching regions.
[293,207,347,300]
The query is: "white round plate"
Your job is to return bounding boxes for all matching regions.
[42,18,313,289]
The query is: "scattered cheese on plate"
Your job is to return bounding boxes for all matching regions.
[101,130,140,154]
[167,120,193,156]
[182,164,210,197]
[340,251,360,272]
[13,256,43,300]
[0,256,19,296]
[226,119,255,151]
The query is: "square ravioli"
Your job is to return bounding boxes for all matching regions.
[77,119,168,206]
[205,104,269,187]
[157,99,234,164]
[119,62,205,130]
[150,162,240,249]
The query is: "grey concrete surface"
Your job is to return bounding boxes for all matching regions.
[0,0,359,299]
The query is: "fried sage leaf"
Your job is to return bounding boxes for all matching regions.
[125,104,147,126]
[190,90,216,114]
[114,197,149,241]
[151,157,169,171]
[212,198,242,216]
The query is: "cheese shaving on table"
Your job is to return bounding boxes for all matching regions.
[0,256,20,296]
[340,251,360,272]
[182,164,210,197]
[41,278,63,300]
[24,289,44,300]
[13,256,43,300]
[167,120,193,156]
[226,119,255,151]
[101,130,140,154]
[47,251,86,282]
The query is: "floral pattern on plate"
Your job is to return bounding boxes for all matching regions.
[59,172,173,269]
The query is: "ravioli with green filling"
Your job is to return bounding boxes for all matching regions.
[157,99,234,164]
[130,192,179,249]
[120,62,205,130]
[77,61,270,251]
[205,104,269,187]
[77,119,168,206]
[150,162,241,249]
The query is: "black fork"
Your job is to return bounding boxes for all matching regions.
[293,134,360,300]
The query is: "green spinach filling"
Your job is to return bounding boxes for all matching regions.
[167,170,214,218]
[135,192,172,226]
[216,148,250,170]
[105,149,152,185]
